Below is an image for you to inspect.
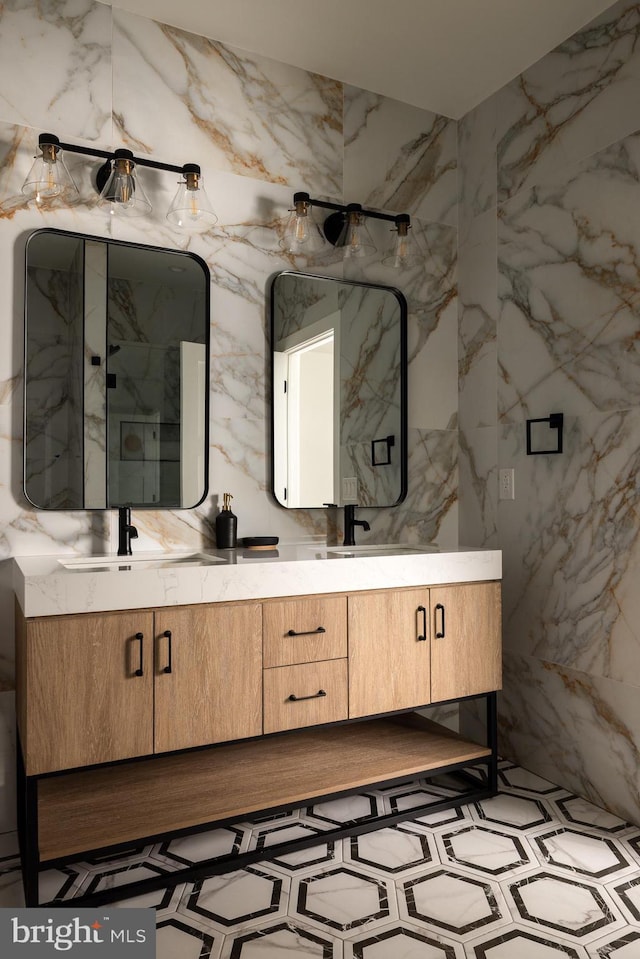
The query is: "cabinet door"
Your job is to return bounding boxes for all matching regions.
[154,602,262,753]
[430,582,502,702]
[348,589,430,718]
[24,611,154,775]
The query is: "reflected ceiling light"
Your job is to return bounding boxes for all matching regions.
[21,134,78,204]
[285,192,422,268]
[282,191,329,254]
[20,132,217,230]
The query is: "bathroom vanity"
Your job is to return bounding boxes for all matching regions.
[13,544,501,906]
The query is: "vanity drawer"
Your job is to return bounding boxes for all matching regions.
[263,596,347,667]
[263,659,348,734]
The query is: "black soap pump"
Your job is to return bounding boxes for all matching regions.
[216,493,237,549]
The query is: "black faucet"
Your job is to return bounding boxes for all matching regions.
[343,504,370,546]
[117,506,138,556]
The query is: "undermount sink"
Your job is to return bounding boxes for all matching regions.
[59,551,225,572]
[326,544,438,558]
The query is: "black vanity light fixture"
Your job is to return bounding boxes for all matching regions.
[282,192,423,267]
[21,133,217,228]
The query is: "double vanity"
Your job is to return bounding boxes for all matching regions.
[20,230,501,906]
[13,543,501,907]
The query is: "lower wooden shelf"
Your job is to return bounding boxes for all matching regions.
[38,715,490,862]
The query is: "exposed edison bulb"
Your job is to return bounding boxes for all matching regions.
[382,216,423,269]
[282,193,327,255]
[36,158,57,204]
[166,165,217,231]
[338,207,376,259]
[21,137,78,205]
[97,152,152,217]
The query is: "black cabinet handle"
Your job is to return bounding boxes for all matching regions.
[435,603,446,639]
[134,632,144,676]
[286,627,326,637]
[287,690,327,702]
[163,629,172,674]
[417,605,427,641]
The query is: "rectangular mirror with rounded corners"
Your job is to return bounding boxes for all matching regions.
[270,271,407,509]
[24,229,210,510]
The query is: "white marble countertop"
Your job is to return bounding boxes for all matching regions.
[13,544,502,618]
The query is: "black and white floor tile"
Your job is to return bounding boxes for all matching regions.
[1,761,640,957]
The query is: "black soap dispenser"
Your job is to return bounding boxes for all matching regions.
[216,493,237,549]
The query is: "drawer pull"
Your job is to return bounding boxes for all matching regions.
[134,632,144,677]
[417,605,427,641]
[286,626,326,637]
[287,689,327,702]
[163,630,173,674]
[435,603,446,639]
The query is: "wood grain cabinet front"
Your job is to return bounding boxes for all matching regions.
[348,581,502,719]
[430,582,502,701]
[348,589,431,718]
[154,603,262,753]
[17,601,263,774]
[18,610,155,776]
[263,659,348,733]
[262,595,347,667]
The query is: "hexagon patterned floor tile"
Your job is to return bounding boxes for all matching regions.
[345,923,465,957]
[553,798,636,837]
[305,793,380,827]
[472,794,554,832]
[4,763,640,957]
[468,925,590,957]
[437,824,534,878]
[265,839,341,874]
[534,829,634,880]
[220,919,338,958]
[505,871,624,942]
[177,866,289,932]
[156,917,221,959]
[399,866,510,939]
[153,827,246,869]
[346,825,434,875]
[292,865,396,938]
[498,765,565,797]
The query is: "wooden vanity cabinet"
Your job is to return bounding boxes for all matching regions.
[16,577,501,908]
[430,582,501,702]
[262,595,348,734]
[17,601,262,775]
[348,581,502,718]
[17,610,155,775]
[154,603,262,753]
[348,589,431,717]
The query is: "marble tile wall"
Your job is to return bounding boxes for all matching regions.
[0,1,458,830]
[458,0,640,824]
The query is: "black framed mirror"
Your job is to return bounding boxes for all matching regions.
[270,271,407,509]
[24,229,210,510]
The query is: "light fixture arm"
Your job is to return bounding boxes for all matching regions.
[292,191,412,246]
[36,133,199,189]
